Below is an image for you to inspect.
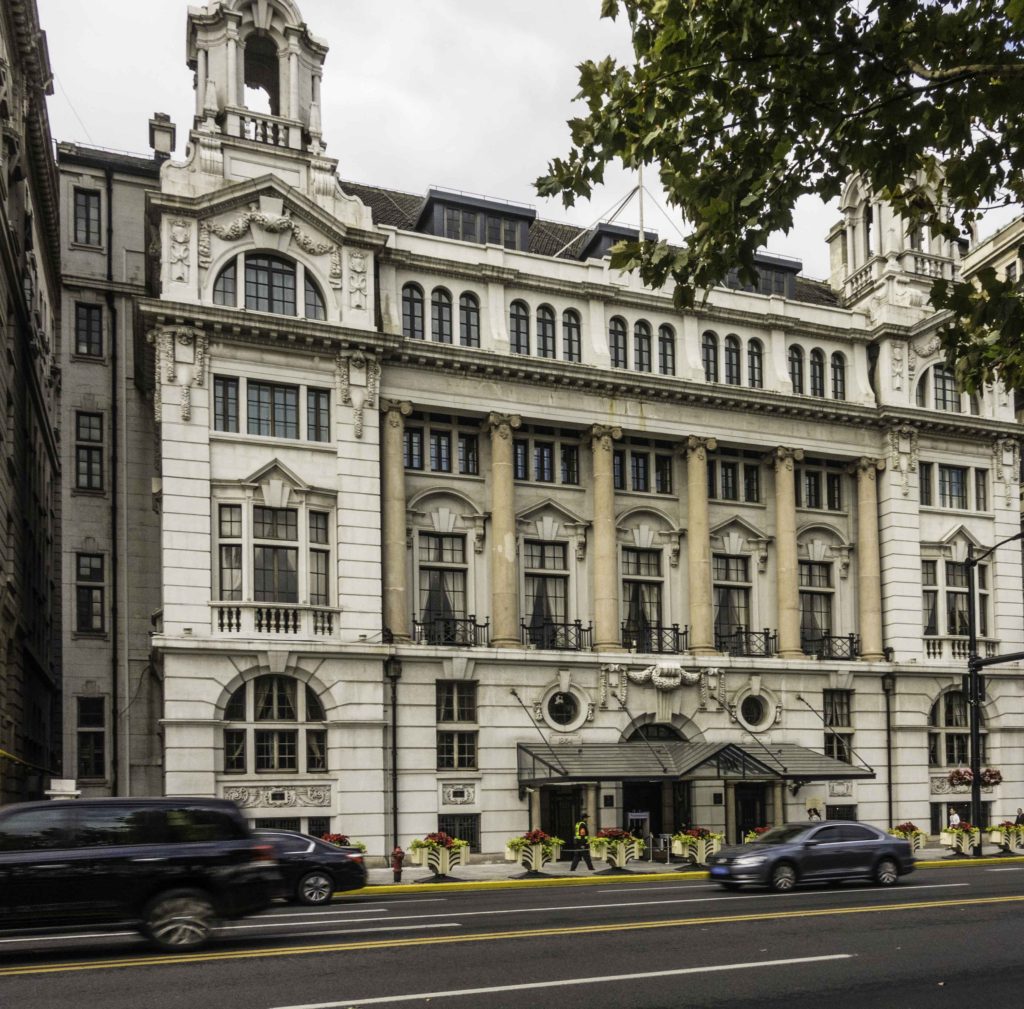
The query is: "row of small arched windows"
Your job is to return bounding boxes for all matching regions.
[702,332,765,389]
[609,317,676,375]
[402,283,481,347]
[788,346,847,400]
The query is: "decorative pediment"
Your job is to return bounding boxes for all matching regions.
[239,459,314,508]
[517,498,587,528]
[710,516,771,570]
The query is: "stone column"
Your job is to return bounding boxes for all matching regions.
[529,789,542,832]
[773,447,804,658]
[585,783,599,828]
[724,781,736,845]
[685,436,717,654]
[226,34,238,107]
[590,424,623,651]
[772,780,786,827]
[196,49,208,117]
[381,400,413,641]
[289,49,300,120]
[486,412,522,647]
[855,457,886,660]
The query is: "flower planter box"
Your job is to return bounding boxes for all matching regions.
[513,842,562,872]
[588,838,642,868]
[943,829,980,853]
[671,834,722,864]
[671,837,693,859]
[939,830,954,848]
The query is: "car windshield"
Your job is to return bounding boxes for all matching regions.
[751,824,813,845]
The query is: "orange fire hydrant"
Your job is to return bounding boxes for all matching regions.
[391,846,405,883]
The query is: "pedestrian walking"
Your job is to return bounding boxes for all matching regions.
[1015,807,1024,848]
[948,807,961,829]
[569,813,595,871]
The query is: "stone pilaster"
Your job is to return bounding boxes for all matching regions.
[589,424,623,651]
[486,412,522,647]
[854,457,886,660]
[381,400,412,641]
[773,446,804,658]
[684,436,717,653]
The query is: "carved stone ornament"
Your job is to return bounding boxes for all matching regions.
[589,423,623,452]
[598,664,628,709]
[828,780,853,798]
[891,342,906,391]
[888,424,919,497]
[485,412,523,438]
[773,446,804,472]
[697,667,727,712]
[222,785,332,808]
[381,398,413,429]
[931,775,994,795]
[146,326,207,422]
[686,435,717,461]
[337,351,381,438]
[441,784,476,806]
[992,437,1020,508]
[169,219,191,284]
[348,249,368,310]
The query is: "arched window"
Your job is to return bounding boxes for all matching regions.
[562,309,581,362]
[431,287,453,343]
[724,335,741,385]
[510,300,530,355]
[702,331,719,382]
[933,365,961,413]
[831,352,846,400]
[916,377,928,407]
[245,254,296,315]
[609,317,627,368]
[634,320,652,372]
[628,723,685,742]
[537,305,556,358]
[402,283,424,339]
[658,324,675,375]
[213,260,236,307]
[809,349,826,397]
[223,676,328,777]
[788,345,804,394]
[304,274,326,321]
[747,339,764,388]
[459,292,480,347]
[928,690,984,767]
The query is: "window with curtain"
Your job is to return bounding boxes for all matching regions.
[609,317,627,368]
[431,287,453,343]
[459,292,480,347]
[799,561,833,651]
[510,300,530,355]
[928,691,984,766]
[563,309,581,362]
[524,541,568,646]
[713,554,751,641]
[622,548,663,646]
[702,331,718,382]
[418,534,467,640]
[747,340,764,388]
[402,283,425,338]
[537,305,556,358]
[724,335,741,385]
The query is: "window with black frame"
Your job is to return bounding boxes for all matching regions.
[622,548,663,650]
[713,554,751,652]
[823,689,853,763]
[418,533,467,644]
[523,541,568,647]
[928,690,985,767]
[799,561,833,655]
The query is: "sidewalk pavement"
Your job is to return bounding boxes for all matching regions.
[364,843,1024,889]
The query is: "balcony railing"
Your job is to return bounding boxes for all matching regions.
[924,636,1000,661]
[521,620,592,652]
[412,615,490,647]
[715,626,778,657]
[212,602,338,637]
[801,633,860,660]
[621,623,689,654]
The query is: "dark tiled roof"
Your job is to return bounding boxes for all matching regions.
[56,142,162,176]
[339,180,421,229]
[794,276,840,307]
[528,218,588,259]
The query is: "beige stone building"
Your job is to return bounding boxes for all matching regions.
[59,0,1024,854]
[0,0,62,803]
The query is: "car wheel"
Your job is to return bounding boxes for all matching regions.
[297,870,335,906]
[142,889,216,951]
[875,858,899,886]
[770,863,797,892]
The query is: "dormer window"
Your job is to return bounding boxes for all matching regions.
[212,254,327,320]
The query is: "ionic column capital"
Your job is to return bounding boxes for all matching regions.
[380,399,413,426]
[850,456,886,480]
[683,435,717,461]
[772,446,804,472]
[588,424,622,451]
[484,412,522,438]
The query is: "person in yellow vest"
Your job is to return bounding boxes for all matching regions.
[570,812,595,871]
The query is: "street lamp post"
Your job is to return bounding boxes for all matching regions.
[965,531,1024,856]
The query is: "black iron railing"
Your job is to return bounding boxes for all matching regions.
[621,623,689,654]
[521,620,592,651]
[801,633,860,659]
[715,626,778,657]
[413,615,490,647]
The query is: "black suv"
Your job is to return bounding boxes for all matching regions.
[0,797,278,950]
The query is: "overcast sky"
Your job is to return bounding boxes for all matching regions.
[35,1,871,280]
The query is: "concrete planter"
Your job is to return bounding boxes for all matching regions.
[672,835,722,864]
[941,829,980,853]
[409,843,466,875]
[588,837,643,868]
[505,841,562,871]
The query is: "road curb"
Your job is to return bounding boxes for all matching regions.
[917,854,1024,868]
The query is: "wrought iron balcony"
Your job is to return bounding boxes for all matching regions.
[521,620,592,652]
[801,633,860,660]
[715,626,778,657]
[621,623,689,654]
[412,615,490,647]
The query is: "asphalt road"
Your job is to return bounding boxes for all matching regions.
[2,864,1023,1008]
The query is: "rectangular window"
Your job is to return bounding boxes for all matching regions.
[720,462,738,500]
[824,733,853,763]
[945,561,969,635]
[655,455,673,495]
[826,473,843,511]
[309,549,329,606]
[922,559,938,635]
[514,440,529,480]
[706,459,717,499]
[939,465,968,509]
[977,564,989,637]
[306,729,327,771]
[713,554,751,640]
[219,503,242,539]
[631,452,650,492]
[437,813,481,853]
[247,382,299,439]
[419,533,467,628]
[436,730,477,769]
[534,442,555,483]
[75,412,104,491]
[75,553,105,632]
[823,689,852,726]
[430,431,452,472]
[561,444,579,485]
[436,681,478,722]
[309,511,329,545]
[254,547,298,603]
[975,469,988,511]
[219,545,242,600]
[74,188,101,246]
[524,541,569,637]
[214,376,239,433]
[404,428,424,469]
[803,471,822,509]
[743,464,760,503]
[76,697,106,779]
[613,449,625,490]
[458,434,479,475]
[255,729,298,771]
[919,462,933,506]
[74,303,103,357]
[253,507,298,540]
[307,388,330,442]
[224,728,246,773]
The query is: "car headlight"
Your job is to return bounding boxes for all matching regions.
[732,855,767,867]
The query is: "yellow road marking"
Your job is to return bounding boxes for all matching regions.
[3,893,1024,977]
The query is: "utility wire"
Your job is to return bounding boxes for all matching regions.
[54,74,95,145]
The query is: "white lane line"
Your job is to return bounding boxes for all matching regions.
[267,953,854,1008]
[596,884,721,892]
[0,931,136,945]
[987,867,1024,871]
[280,924,459,940]
[221,917,403,931]
[252,909,390,920]
[599,881,965,895]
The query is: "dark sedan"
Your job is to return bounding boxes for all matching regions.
[256,830,367,905]
[707,821,914,891]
